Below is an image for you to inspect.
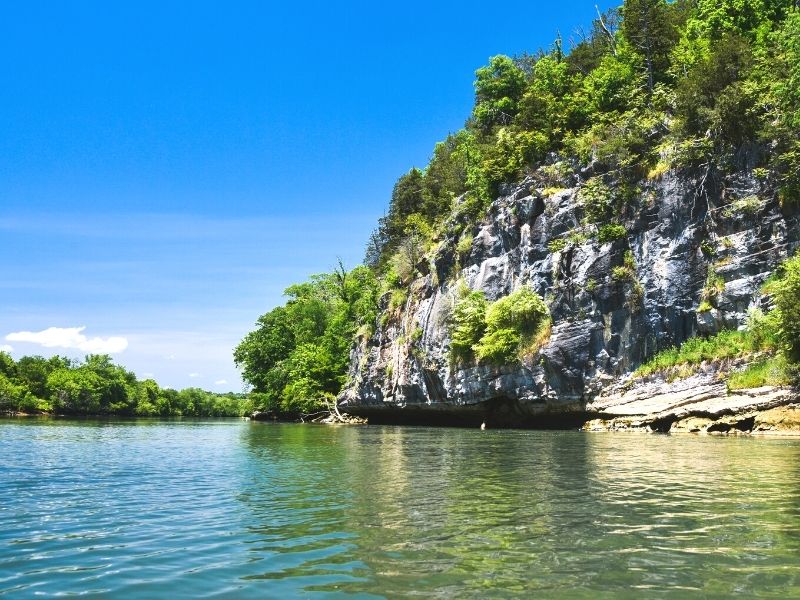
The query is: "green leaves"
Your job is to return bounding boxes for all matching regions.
[450,287,550,365]
[234,266,379,414]
[473,55,527,130]
[449,289,488,364]
[579,177,615,225]
[771,253,800,361]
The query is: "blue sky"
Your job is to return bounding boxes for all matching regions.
[0,0,617,391]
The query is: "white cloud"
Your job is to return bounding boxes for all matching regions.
[6,326,128,354]
[0,344,12,353]
[214,379,228,385]
[188,372,201,378]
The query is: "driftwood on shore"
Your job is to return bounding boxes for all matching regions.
[251,401,367,425]
[304,401,367,424]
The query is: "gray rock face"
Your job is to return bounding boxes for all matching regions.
[583,372,798,433]
[340,168,800,421]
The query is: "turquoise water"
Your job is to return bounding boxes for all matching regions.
[1,420,800,598]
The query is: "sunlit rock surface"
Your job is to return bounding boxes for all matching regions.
[341,168,800,424]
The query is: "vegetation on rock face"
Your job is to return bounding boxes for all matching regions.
[450,286,551,365]
[363,0,800,275]
[0,353,250,417]
[769,253,800,362]
[634,252,800,386]
[236,1,800,406]
[449,288,489,364]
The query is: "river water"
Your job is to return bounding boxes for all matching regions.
[1,419,799,598]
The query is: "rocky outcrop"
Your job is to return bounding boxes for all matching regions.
[583,370,798,433]
[340,165,800,425]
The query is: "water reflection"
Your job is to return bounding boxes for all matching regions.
[239,425,800,598]
[3,420,799,598]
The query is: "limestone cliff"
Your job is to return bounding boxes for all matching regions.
[340,163,800,425]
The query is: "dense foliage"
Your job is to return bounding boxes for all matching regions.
[234,264,379,414]
[366,0,800,280]
[0,353,250,417]
[450,286,551,365]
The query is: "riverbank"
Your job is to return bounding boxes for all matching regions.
[584,371,800,434]
[8,379,799,434]
[343,367,800,433]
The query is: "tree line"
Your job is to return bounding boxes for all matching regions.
[0,353,252,417]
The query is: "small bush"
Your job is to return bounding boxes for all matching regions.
[475,328,521,363]
[548,238,567,253]
[542,187,568,197]
[598,224,627,244]
[579,177,614,225]
[567,229,590,246]
[722,195,761,218]
[647,160,670,180]
[612,266,631,280]
[456,231,473,263]
[771,253,800,361]
[701,270,726,304]
[449,286,550,365]
[389,288,408,313]
[449,289,488,363]
[697,300,714,313]
[485,287,549,337]
[778,186,800,212]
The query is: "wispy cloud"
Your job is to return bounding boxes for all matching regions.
[6,326,128,353]
[188,372,201,378]
[0,344,12,353]
[214,379,227,385]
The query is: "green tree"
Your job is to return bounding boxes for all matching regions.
[621,0,679,93]
[47,367,103,414]
[473,55,527,130]
[235,266,378,414]
[0,373,25,412]
[15,355,70,400]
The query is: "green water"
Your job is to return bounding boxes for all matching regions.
[1,420,800,598]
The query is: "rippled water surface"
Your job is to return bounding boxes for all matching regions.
[2,419,800,598]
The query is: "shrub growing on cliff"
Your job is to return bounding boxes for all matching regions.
[771,252,800,361]
[449,289,488,363]
[451,286,551,365]
[598,223,628,243]
[474,328,521,363]
[484,287,549,337]
[579,177,615,224]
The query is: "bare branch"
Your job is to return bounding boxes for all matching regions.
[595,5,617,56]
